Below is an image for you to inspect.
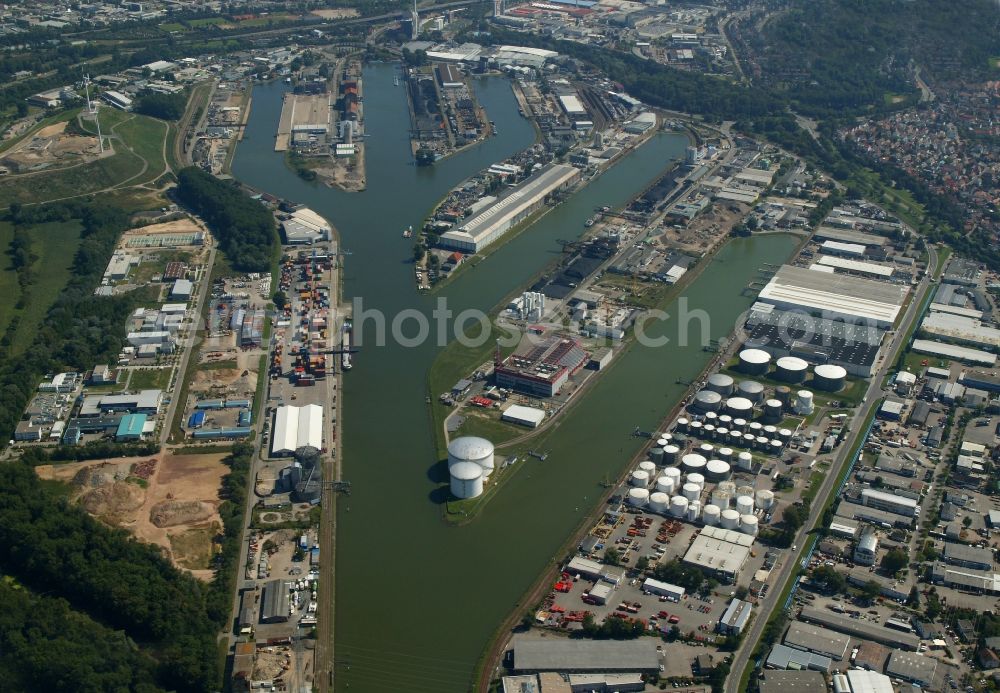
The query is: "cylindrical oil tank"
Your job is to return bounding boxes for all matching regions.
[656,437,669,448]
[732,417,747,431]
[687,500,701,522]
[699,443,715,457]
[755,489,775,510]
[682,453,707,473]
[721,508,740,529]
[639,460,657,477]
[763,425,778,437]
[763,399,783,423]
[718,447,733,461]
[718,413,733,427]
[711,489,731,508]
[690,389,723,414]
[661,433,673,445]
[628,488,650,507]
[703,424,716,440]
[737,485,754,498]
[650,446,665,465]
[682,482,701,501]
[770,439,783,455]
[737,451,753,470]
[450,461,484,499]
[756,435,769,450]
[739,348,771,375]
[775,385,792,405]
[663,445,680,464]
[665,467,682,485]
[743,433,756,447]
[779,428,793,441]
[726,397,754,417]
[729,430,744,446]
[704,412,718,425]
[736,495,754,514]
[716,427,729,440]
[648,491,669,514]
[656,476,676,495]
[794,390,814,415]
[689,420,703,437]
[676,417,689,432]
[687,472,705,491]
[707,373,735,395]
[705,459,731,481]
[670,495,689,517]
[718,480,737,495]
[631,469,651,487]
[776,356,809,383]
[814,364,847,392]
[448,436,495,473]
[740,514,759,536]
[748,421,763,435]
[703,504,721,525]
[738,380,765,403]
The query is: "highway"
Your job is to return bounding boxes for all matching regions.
[724,247,937,693]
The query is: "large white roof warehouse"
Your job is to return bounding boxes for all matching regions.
[756,265,907,328]
[271,404,323,456]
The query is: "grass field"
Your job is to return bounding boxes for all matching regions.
[189,16,227,27]
[158,22,187,32]
[127,367,173,390]
[451,409,524,446]
[0,220,83,355]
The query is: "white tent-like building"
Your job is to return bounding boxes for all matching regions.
[271,404,323,456]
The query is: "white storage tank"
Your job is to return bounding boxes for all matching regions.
[779,428,793,441]
[718,480,737,496]
[687,500,701,522]
[756,435,769,450]
[726,396,754,417]
[687,472,706,491]
[704,412,718,425]
[681,454,707,473]
[699,443,715,457]
[717,447,733,461]
[736,451,753,471]
[740,514,759,536]
[705,459,731,481]
[729,430,744,446]
[737,484,754,498]
[631,469,651,487]
[776,356,809,383]
[665,467,682,485]
[794,390,814,415]
[770,439,783,455]
[448,436,496,475]
[639,460,657,477]
[655,476,676,495]
[748,421,763,435]
[449,461,484,499]
[703,504,721,526]
[721,508,740,529]
[690,389,723,414]
[742,433,756,447]
[648,491,670,514]
[656,436,669,448]
[736,495,754,515]
[682,482,701,501]
[670,495,689,517]
[675,417,689,432]
[738,380,765,403]
[716,427,729,441]
[711,489,731,508]
[628,488,650,507]
[755,489,775,510]
[718,414,733,428]
[739,348,771,375]
[732,417,747,431]
[703,424,716,440]
[763,425,778,437]
[814,364,847,392]
[663,445,680,464]
[707,373,735,395]
[763,398,783,423]
[689,420,703,437]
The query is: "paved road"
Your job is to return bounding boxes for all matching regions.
[724,249,936,692]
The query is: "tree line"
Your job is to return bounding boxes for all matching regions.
[175,166,277,273]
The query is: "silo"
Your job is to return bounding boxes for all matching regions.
[663,445,680,464]
[775,356,809,383]
[648,491,670,514]
[739,514,759,536]
[755,436,769,450]
[706,459,731,481]
[690,389,723,414]
[630,469,651,487]
[732,417,747,432]
[664,467,682,486]
[738,380,765,403]
[706,373,735,395]
[738,348,771,375]
[737,484,754,498]
[699,443,715,457]
[687,500,701,522]
[448,436,495,477]
[655,476,676,495]
[687,472,705,491]
[670,495,689,517]
[794,390,814,415]
[775,385,792,405]
[682,453,707,473]
[778,428,793,441]
[814,364,847,392]
[763,399,783,423]
[721,508,741,529]
[676,417,689,432]
[736,495,754,515]
[639,460,657,477]
[682,482,701,502]
[711,488,731,508]
[755,489,775,510]
[726,397,754,418]
[650,446,665,465]
[628,488,650,507]
[703,504,721,526]
[717,447,733,462]
[703,424,716,440]
[736,451,753,471]
[450,461,484,499]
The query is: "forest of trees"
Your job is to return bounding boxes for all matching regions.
[133,91,188,121]
[175,167,277,272]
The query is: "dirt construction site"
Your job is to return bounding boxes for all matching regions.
[0,121,105,174]
[36,451,229,579]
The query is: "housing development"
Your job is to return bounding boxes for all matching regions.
[2,1,1000,693]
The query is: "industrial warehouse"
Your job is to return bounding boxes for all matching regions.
[437,163,580,253]
[494,335,589,398]
[271,404,324,457]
